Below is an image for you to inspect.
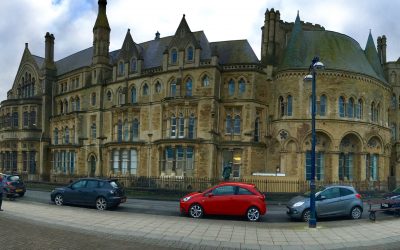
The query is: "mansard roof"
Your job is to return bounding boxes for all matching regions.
[51,30,259,76]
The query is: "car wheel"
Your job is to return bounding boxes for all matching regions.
[247,207,260,222]
[96,197,108,210]
[302,209,311,222]
[19,192,25,197]
[350,206,362,220]
[189,204,203,218]
[54,194,64,206]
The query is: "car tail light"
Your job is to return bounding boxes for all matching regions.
[355,193,362,199]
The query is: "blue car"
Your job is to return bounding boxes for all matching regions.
[50,178,126,210]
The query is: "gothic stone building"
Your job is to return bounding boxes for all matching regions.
[0,1,399,186]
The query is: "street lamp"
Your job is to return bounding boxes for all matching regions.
[304,56,324,228]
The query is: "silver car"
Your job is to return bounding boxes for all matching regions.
[287,185,363,222]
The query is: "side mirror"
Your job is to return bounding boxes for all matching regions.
[207,193,214,198]
[317,195,326,200]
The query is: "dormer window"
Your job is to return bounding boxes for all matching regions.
[130,57,137,73]
[187,46,194,61]
[171,49,178,64]
[118,61,124,76]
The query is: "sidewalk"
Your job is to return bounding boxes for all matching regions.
[3,200,400,250]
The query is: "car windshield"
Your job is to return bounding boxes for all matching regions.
[393,187,400,193]
[7,175,20,181]
[303,186,326,197]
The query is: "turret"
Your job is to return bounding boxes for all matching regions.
[261,8,281,65]
[92,0,110,65]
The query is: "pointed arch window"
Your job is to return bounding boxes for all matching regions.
[320,95,327,116]
[155,81,162,93]
[91,123,96,139]
[12,112,18,128]
[117,119,123,142]
[339,96,345,117]
[118,61,124,76]
[170,80,177,97]
[279,96,285,117]
[254,117,260,142]
[123,120,129,141]
[228,79,235,96]
[64,101,69,114]
[392,94,397,109]
[131,87,137,103]
[234,115,241,135]
[171,49,178,64]
[186,78,192,96]
[142,84,149,96]
[76,97,80,111]
[178,113,185,138]
[118,89,125,105]
[131,118,139,141]
[376,104,380,122]
[130,57,137,73]
[347,98,354,118]
[238,78,245,95]
[91,93,96,106]
[187,46,194,61]
[107,91,112,101]
[356,99,363,119]
[170,114,177,138]
[202,75,209,87]
[188,114,195,139]
[391,123,397,140]
[371,102,376,122]
[30,110,36,127]
[287,95,293,116]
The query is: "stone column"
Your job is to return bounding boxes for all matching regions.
[330,151,340,182]
[359,153,367,181]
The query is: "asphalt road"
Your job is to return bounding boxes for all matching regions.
[19,189,396,227]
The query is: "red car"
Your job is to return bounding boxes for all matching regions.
[180,182,266,221]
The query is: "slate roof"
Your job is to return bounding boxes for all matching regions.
[32,55,44,68]
[50,30,259,76]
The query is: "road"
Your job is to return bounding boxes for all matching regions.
[21,189,394,227]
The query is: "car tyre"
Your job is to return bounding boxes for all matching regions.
[301,209,311,222]
[247,206,260,222]
[350,206,362,220]
[96,197,108,210]
[189,204,203,218]
[54,194,64,206]
[19,192,25,197]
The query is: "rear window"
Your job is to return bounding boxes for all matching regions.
[7,175,20,181]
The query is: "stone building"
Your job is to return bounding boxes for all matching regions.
[0,1,398,187]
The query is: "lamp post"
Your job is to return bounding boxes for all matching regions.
[304,57,324,228]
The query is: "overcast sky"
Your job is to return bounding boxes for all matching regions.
[0,0,399,101]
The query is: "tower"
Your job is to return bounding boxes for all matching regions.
[261,8,281,66]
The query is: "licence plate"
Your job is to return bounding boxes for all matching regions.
[16,189,22,192]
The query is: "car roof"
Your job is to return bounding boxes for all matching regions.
[323,184,355,189]
[218,182,256,188]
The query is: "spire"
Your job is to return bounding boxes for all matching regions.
[280,12,306,69]
[365,31,384,78]
[175,14,192,38]
[93,0,110,31]
[168,14,200,50]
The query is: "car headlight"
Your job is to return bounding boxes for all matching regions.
[292,201,305,207]
[183,196,191,202]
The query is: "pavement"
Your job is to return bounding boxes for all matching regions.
[2,199,400,250]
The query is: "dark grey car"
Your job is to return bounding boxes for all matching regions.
[287,185,363,222]
[50,178,126,210]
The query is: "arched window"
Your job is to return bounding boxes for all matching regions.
[170,115,177,138]
[131,87,137,103]
[60,102,63,114]
[130,57,137,72]
[178,113,185,138]
[238,78,245,95]
[65,127,70,144]
[287,95,293,116]
[170,80,177,97]
[234,115,241,135]
[320,95,327,116]
[131,119,139,140]
[391,123,397,140]
[76,97,80,111]
[142,84,149,96]
[123,120,129,141]
[91,93,96,106]
[118,61,124,76]
[228,79,235,96]
[338,96,345,117]
[117,119,122,142]
[54,128,59,145]
[226,115,232,134]
[155,81,162,93]
[376,104,380,122]
[254,117,260,142]
[187,46,194,61]
[371,102,375,122]
[202,75,209,87]
[392,94,397,109]
[12,112,18,128]
[107,91,112,101]
[118,89,125,105]
[64,101,69,113]
[188,114,195,139]
[186,78,192,96]
[279,96,285,117]
[23,112,29,127]
[71,99,76,112]
[347,98,354,118]
[171,49,178,64]
[356,99,363,119]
